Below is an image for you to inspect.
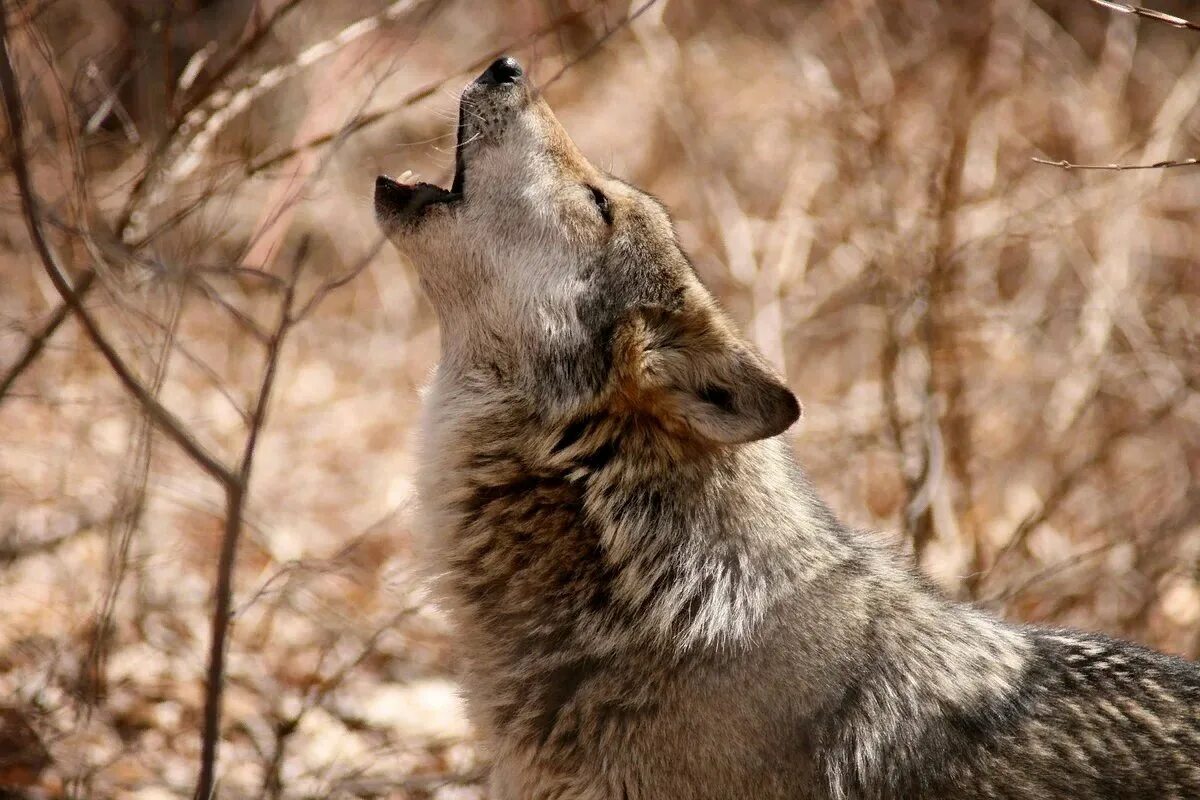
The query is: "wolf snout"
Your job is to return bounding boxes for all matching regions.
[476,56,523,87]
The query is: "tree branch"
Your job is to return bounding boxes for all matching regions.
[0,270,94,404]
[1032,155,1200,170]
[0,6,237,489]
[541,0,662,88]
[1086,0,1200,32]
[193,238,306,800]
[244,5,598,180]
[1036,2,1200,172]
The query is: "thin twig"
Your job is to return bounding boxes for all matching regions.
[1032,155,1200,170]
[244,6,597,179]
[1036,0,1200,172]
[986,487,1200,608]
[189,275,273,344]
[101,286,254,422]
[292,237,384,322]
[195,264,289,288]
[82,282,185,707]
[113,0,318,240]
[167,0,428,187]
[0,16,101,409]
[0,271,95,404]
[257,605,418,800]
[1085,0,1200,32]
[541,0,662,88]
[182,0,308,115]
[983,540,1119,606]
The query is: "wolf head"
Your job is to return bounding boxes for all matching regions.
[375,57,798,445]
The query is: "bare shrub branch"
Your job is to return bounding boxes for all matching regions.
[0,11,237,489]
[1086,0,1200,32]
[1033,155,1200,170]
[0,270,94,404]
[541,0,663,88]
[1035,1,1200,171]
[194,239,308,800]
[245,4,601,180]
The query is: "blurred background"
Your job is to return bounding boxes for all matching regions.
[1,0,1199,796]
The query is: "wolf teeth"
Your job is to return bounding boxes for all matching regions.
[398,169,415,183]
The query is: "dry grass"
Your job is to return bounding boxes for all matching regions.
[0,0,1198,797]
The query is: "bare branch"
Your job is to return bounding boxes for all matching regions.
[82,287,182,704]
[0,7,238,489]
[114,0,313,240]
[1085,0,1200,32]
[1036,1,1200,174]
[253,601,432,799]
[182,0,308,113]
[168,0,428,188]
[291,237,384,322]
[542,0,663,88]
[194,264,288,288]
[189,275,273,344]
[0,270,94,404]
[985,488,1200,608]
[104,289,254,423]
[1032,155,1200,170]
[244,6,598,180]
[194,239,307,800]
[984,540,1119,606]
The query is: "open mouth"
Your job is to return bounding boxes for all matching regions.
[373,175,458,220]
[374,94,468,222]
[374,110,465,222]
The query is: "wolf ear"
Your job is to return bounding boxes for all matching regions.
[614,304,801,445]
[671,353,801,444]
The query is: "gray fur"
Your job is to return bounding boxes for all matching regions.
[375,59,1200,800]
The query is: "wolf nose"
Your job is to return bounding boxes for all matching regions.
[478,56,523,86]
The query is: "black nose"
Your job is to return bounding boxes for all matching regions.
[478,56,523,86]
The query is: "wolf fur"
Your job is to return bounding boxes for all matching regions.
[374,57,1200,800]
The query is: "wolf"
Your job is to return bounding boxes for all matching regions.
[374,56,1200,800]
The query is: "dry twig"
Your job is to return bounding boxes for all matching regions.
[0,270,95,404]
[1085,0,1200,32]
[1033,2,1200,171]
[1032,155,1200,170]
[542,0,663,88]
[194,238,308,800]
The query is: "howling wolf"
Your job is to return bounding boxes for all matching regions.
[374,57,1200,800]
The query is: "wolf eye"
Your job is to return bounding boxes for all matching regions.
[588,186,612,225]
